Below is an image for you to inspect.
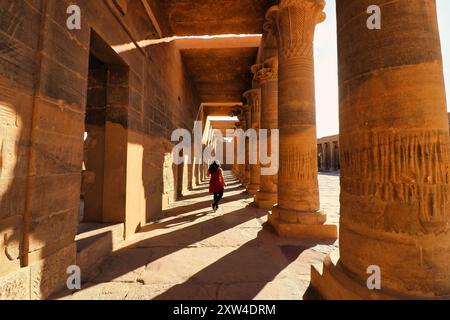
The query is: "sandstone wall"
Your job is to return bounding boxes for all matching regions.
[0,0,199,299]
[142,41,199,220]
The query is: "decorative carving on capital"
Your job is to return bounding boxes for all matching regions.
[251,63,263,81]
[262,6,280,55]
[255,68,277,82]
[255,57,279,81]
[276,0,326,60]
[264,57,278,70]
[243,89,261,114]
[263,5,279,35]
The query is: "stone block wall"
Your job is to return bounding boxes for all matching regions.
[0,0,199,299]
[142,40,199,219]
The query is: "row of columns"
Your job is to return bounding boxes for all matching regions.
[234,0,450,299]
[234,0,336,239]
[317,140,339,172]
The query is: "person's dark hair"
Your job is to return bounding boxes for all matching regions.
[209,161,220,174]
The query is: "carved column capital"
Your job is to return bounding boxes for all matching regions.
[263,5,279,36]
[262,6,280,61]
[251,63,263,84]
[255,57,279,82]
[276,0,326,60]
[280,0,326,16]
[251,63,263,75]
[243,89,261,113]
[243,88,261,128]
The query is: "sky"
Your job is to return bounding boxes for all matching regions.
[314,0,450,138]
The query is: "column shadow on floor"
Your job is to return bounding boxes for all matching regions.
[52,178,258,298]
[53,171,334,300]
[179,183,243,201]
[151,228,314,300]
[155,190,250,221]
[187,174,241,193]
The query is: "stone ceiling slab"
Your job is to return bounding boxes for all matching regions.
[181,48,259,103]
[159,0,278,36]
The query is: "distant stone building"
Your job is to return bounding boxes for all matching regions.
[316,114,450,172]
[317,135,339,172]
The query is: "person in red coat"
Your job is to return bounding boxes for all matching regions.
[207,160,226,212]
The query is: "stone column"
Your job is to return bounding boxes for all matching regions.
[236,112,246,183]
[232,132,239,177]
[330,141,336,171]
[255,57,279,208]
[311,0,450,299]
[244,88,261,195]
[269,0,336,238]
[244,103,252,186]
[200,143,206,182]
[334,142,339,170]
[235,110,245,183]
[326,143,331,171]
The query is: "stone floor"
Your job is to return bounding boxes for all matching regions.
[57,171,340,300]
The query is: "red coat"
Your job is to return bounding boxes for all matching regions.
[209,169,225,193]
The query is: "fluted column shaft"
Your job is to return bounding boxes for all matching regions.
[255,57,279,208]
[244,89,261,195]
[237,114,246,182]
[232,132,239,177]
[244,104,251,185]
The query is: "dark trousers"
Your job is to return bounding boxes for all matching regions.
[213,190,224,206]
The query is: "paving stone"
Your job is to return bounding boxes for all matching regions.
[59,173,340,300]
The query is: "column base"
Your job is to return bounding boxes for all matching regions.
[268,206,337,239]
[309,250,449,300]
[246,183,259,195]
[254,191,277,209]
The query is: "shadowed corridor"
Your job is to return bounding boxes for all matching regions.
[55,171,339,300]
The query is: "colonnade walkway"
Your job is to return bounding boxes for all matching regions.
[57,171,340,300]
